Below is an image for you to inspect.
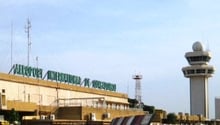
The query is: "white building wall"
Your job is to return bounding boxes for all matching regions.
[190,77,208,118]
[0,79,127,107]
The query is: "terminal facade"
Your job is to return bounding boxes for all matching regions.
[0,65,146,122]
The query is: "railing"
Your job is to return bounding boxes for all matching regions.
[48,97,130,114]
[48,97,106,114]
[55,97,106,108]
[52,120,87,125]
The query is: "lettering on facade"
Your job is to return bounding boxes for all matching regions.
[92,80,116,91]
[11,64,116,91]
[13,64,43,78]
[46,70,81,85]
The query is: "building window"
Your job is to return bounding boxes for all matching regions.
[182,71,186,75]
[208,69,214,74]
[196,69,206,73]
[188,56,210,62]
[187,70,195,74]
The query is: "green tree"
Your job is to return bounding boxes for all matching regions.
[143,105,155,114]
[128,98,138,108]
[8,108,20,123]
[166,113,177,124]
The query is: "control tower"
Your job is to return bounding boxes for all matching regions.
[133,74,143,105]
[182,41,214,118]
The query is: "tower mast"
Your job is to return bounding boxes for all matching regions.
[25,18,31,66]
[133,74,143,107]
[10,21,13,67]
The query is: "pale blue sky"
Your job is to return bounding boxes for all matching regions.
[1,0,220,118]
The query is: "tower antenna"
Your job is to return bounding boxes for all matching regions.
[10,21,13,67]
[25,18,32,66]
[127,81,129,96]
[133,74,143,108]
[206,40,210,52]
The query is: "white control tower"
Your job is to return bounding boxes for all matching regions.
[182,41,214,118]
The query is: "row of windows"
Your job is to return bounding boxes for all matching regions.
[187,56,211,62]
[183,69,214,75]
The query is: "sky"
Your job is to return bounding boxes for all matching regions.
[0,0,220,118]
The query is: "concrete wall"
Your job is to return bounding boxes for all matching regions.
[190,77,208,117]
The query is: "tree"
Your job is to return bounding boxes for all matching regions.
[166,113,177,124]
[128,98,138,108]
[143,105,155,114]
[7,108,20,123]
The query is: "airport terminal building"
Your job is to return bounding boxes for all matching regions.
[0,64,145,123]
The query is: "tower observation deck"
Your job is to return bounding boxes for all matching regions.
[182,41,214,118]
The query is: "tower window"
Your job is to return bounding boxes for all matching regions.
[182,71,186,75]
[196,69,206,73]
[187,56,210,62]
[208,69,214,74]
[187,70,195,74]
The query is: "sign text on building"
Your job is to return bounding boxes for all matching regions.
[11,64,116,91]
[13,64,43,78]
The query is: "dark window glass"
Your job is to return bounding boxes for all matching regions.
[187,70,195,74]
[182,71,186,75]
[196,69,206,73]
[208,69,214,74]
[189,56,210,62]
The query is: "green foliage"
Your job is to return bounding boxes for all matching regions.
[128,98,155,114]
[7,108,20,123]
[128,98,138,108]
[166,113,177,124]
[143,105,155,114]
